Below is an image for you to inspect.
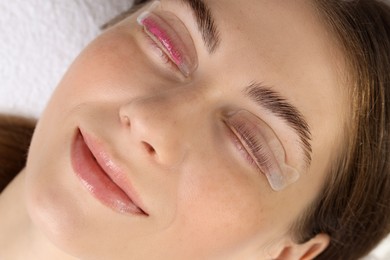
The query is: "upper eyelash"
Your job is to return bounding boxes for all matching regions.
[226,110,301,191]
[231,122,274,173]
[143,32,182,72]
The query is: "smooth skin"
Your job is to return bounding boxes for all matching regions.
[0,0,348,259]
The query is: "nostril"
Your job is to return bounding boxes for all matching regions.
[142,141,156,155]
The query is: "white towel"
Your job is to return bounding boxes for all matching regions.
[0,0,133,117]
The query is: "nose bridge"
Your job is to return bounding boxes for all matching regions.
[119,87,209,167]
[124,86,207,125]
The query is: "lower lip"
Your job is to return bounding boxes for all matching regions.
[71,130,144,216]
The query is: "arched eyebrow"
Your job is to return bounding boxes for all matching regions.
[177,0,221,53]
[244,82,313,168]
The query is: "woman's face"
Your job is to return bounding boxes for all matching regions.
[25,0,347,259]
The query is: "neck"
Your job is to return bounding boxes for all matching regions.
[0,170,78,259]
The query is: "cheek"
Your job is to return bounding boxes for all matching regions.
[24,126,85,255]
[51,28,168,111]
[173,159,283,255]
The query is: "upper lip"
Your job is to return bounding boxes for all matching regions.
[79,128,149,216]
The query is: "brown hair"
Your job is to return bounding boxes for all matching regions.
[291,0,390,259]
[0,115,35,193]
[1,0,389,259]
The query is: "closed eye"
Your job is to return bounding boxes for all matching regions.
[137,9,198,78]
[226,118,275,176]
[224,110,300,191]
[141,31,184,75]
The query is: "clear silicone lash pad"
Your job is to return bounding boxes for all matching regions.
[136,1,198,77]
[226,110,300,191]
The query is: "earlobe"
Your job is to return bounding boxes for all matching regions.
[273,233,330,260]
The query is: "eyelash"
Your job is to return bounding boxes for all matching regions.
[227,120,274,175]
[143,33,183,75]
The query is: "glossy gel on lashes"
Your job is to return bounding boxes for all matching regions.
[136,2,198,77]
[228,110,300,191]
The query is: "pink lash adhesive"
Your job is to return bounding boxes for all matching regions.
[137,3,198,77]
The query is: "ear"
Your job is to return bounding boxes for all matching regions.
[273,233,330,260]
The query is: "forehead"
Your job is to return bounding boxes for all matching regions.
[206,0,342,83]
[163,0,346,106]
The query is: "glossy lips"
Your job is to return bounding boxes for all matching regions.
[137,10,198,77]
[71,129,148,216]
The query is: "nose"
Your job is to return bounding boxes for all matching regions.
[119,87,210,168]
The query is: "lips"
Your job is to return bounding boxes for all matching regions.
[71,129,148,216]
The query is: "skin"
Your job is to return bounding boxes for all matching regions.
[0,0,348,259]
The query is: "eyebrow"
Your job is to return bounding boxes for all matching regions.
[244,82,312,167]
[177,0,221,53]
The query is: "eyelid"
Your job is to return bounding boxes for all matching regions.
[136,6,198,77]
[226,110,300,191]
